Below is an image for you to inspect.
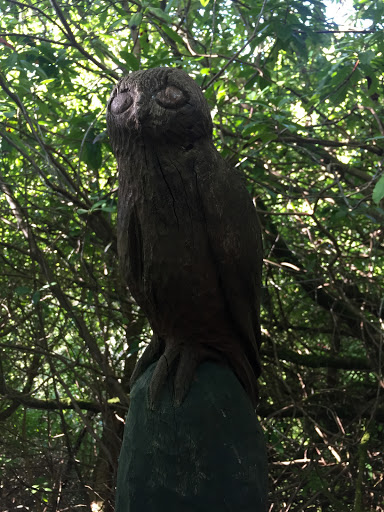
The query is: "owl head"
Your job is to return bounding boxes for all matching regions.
[107,67,213,155]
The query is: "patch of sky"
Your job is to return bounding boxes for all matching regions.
[325,0,372,29]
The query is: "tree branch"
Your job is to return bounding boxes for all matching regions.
[263,347,373,371]
[49,0,119,80]
[0,174,127,404]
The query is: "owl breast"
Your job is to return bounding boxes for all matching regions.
[120,143,236,346]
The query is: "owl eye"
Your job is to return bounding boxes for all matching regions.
[110,91,133,115]
[155,86,186,109]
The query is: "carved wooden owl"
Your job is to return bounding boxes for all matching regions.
[107,67,263,408]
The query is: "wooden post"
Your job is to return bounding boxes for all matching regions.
[115,362,268,511]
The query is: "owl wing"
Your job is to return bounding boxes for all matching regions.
[197,153,263,379]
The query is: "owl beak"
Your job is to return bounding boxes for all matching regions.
[134,98,150,125]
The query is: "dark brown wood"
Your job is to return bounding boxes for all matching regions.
[107,67,263,408]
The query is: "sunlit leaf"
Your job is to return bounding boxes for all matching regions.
[372,175,384,204]
[147,7,173,23]
[129,12,143,29]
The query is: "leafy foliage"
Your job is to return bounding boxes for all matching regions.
[0,0,383,510]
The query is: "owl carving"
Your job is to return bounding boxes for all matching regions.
[107,67,263,408]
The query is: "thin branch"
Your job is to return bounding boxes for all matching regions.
[203,0,268,89]
[263,347,373,371]
[0,175,127,405]
[295,29,377,34]
[0,32,72,47]
[49,0,119,80]
[278,134,383,157]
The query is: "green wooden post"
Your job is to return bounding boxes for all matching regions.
[116,362,268,511]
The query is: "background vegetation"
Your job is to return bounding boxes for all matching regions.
[0,0,383,510]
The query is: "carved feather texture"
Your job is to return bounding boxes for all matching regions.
[107,68,263,408]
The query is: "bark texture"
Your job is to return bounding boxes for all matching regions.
[107,67,263,408]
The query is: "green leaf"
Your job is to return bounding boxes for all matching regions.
[0,135,15,153]
[365,136,384,141]
[372,175,384,204]
[32,291,41,305]
[39,78,56,85]
[119,50,140,70]
[109,18,125,31]
[359,50,375,65]
[277,24,292,42]
[100,205,116,213]
[4,52,18,70]
[3,110,17,118]
[15,286,31,296]
[129,12,142,29]
[161,25,184,46]
[90,199,107,211]
[83,137,103,171]
[200,0,210,6]
[147,7,173,23]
